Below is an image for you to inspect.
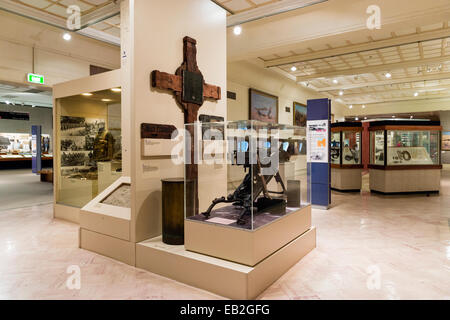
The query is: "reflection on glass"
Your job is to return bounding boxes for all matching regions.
[370,130,385,165]
[331,132,340,164]
[56,88,122,208]
[342,131,361,165]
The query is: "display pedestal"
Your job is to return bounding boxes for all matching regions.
[370,169,441,194]
[331,167,362,192]
[79,177,134,265]
[185,206,311,266]
[136,227,316,300]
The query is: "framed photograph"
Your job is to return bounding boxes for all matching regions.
[443,132,450,151]
[249,88,278,123]
[293,101,307,127]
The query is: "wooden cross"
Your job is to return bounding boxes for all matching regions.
[151,36,222,214]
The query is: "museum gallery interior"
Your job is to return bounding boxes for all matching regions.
[0,0,449,301]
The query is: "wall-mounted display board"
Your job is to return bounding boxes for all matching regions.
[368,120,442,194]
[330,122,363,192]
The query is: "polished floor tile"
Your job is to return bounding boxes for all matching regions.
[0,169,449,299]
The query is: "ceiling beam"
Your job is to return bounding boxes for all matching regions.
[264,28,450,68]
[295,55,450,82]
[341,93,450,105]
[315,72,450,91]
[335,84,450,99]
[226,0,328,27]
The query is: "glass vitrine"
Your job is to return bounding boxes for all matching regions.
[55,88,122,208]
[330,123,362,167]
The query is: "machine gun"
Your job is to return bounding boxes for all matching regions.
[202,138,292,225]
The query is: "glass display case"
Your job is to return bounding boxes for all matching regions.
[183,120,312,267]
[330,122,363,192]
[369,121,441,167]
[368,120,442,194]
[184,120,310,231]
[55,88,122,208]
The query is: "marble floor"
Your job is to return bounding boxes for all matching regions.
[0,169,449,300]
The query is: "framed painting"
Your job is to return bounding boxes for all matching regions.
[249,88,278,123]
[443,132,450,151]
[293,101,307,127]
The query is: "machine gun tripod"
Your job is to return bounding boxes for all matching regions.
[202,153,287,225]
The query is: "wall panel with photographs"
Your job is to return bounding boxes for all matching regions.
[55,89,122,208]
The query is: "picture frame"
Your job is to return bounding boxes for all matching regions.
[293,101,307,127]
[443,132,450,151]
[249,88,278,123]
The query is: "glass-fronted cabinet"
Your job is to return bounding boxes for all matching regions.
[55,88,122,208]
[368,120,442,194]
[330,122,363,192]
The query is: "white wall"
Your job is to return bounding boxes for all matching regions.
[227,61,346,123]
[0,10,120,87]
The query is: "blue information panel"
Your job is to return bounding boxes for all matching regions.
[306,99,331,209]
[32,125,42,174]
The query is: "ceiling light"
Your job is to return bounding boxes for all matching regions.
[385,72,392,78]
[5,100,10,105]
[102,99,112,102]
[349,105,353,109]
[291,66,297,72]
[410,116,414,119]
[333,79,338,84]
[339,90,344,96]
[31,105,35,108]
[392,115,396,118]
[362,105,366,109]
[111,88,121,92]
[233,26,242,36]
[414,92,419,97]
[355,117,359,121]
[63,33,72,41]
[82,93,93,96]
[364,117,367,120]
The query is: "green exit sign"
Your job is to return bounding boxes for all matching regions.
[27,73,44,84]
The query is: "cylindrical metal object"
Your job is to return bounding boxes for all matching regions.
[161,178,194,245]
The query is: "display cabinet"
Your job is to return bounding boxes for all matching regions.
[183,120,313,266]
[368,120,442,194]
[330,122,363,191]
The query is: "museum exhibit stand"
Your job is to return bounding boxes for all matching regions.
[330,122,363,192]
[368,120,442,194]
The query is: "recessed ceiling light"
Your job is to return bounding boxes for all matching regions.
[102,99,112,102]
[291,66,297,72]
[233,26,242,36]
[5,100,10,105]
[410,116,414,119]
[364,117,367,120]
[63,33,72,41]
[111,88,121,92]
[349,105,353,109]
[362,105,366,109]
[414,92,419,97]
[385,72,392,78]
[355,117,359,121]
[392,115,396,118]
[333,79,338,84]
[339,90,344,96]
[82,93,93,96]
[31,105,35,108]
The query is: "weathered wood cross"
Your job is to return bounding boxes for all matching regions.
[151,36,222,214]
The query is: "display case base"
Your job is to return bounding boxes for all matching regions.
[185,205,311,266]
[331,167,362,191]
[136,227,316,300]
[369,169,440,193]
[54,203,80,223]
[79,228,135,266]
